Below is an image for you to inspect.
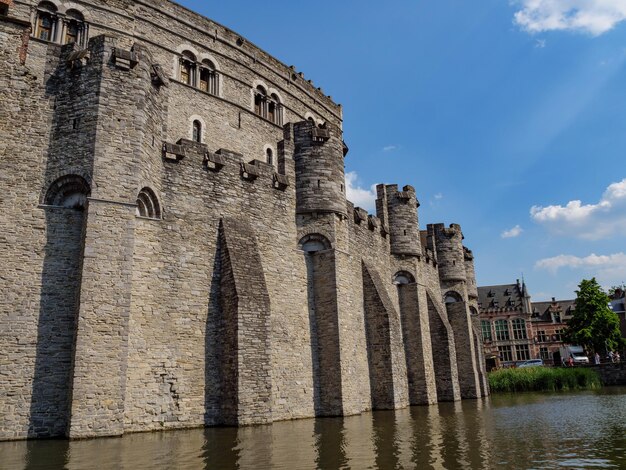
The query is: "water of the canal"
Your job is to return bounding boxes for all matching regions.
[2,387,625,469]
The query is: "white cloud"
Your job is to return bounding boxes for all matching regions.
[383,145,398,152]
[535,252,626,273]
[501,225,524,238]
[513,0,626,36]
[429,193,444,207]
[535,252,626,287]
[345,171,376,211]
[530,178,626,239]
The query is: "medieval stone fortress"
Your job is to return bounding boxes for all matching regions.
[0,0,488,441]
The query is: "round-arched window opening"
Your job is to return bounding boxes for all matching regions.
[199,59,219,95]
[64,9,84,45]
[255,86,267,117]
[393,271,415,285]
[136,187,161,219]
[444,291,463,304]
[35,1,58,42]
[179,50,196,85]
[44,174,91,210]
[266,148,273,166]
[298,234,331,253]
[192,120,202,143]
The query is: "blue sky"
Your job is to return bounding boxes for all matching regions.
[178,0,626,301]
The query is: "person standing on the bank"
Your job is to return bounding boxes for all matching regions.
[595,352,601,365]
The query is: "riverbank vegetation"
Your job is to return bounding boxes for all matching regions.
[489,367,601,393]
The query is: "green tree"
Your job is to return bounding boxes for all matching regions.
[564,278,625,354]
[607,283,626,298]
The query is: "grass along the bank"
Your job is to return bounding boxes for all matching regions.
[488,367,601,393]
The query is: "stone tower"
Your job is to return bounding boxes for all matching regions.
[380,184,421,256]
[295,120,350,417]
[375,184,439,406]
[464,247,489,396]
[431,223,482,399]
[294,121,346,217]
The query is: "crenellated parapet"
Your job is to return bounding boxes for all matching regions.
[162,138,291,191]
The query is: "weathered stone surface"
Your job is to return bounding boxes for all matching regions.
[362,262,409,410]
[0,0,488,441]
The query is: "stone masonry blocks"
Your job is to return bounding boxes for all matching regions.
[362,261,409,410]
[0,1,488,441]
[219,218,272,425]
[426,291,461,402]
[397,282,438,405]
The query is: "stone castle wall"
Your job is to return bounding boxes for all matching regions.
[0,0,488,441]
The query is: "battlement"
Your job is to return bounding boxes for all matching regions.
[432,223,463,240]
[348,202,389,241]
[162,138,291,192]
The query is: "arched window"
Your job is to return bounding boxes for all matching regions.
[444,291,462,304]
[393,271,415,285]
[298,233,331,253]
[44,174,90,210]
[35,2,58,42]
[199,59,219,95]
[192,120,202,143]
[254,86,267,118]
[136,187,161,219]
[179,51,196,86]
[268,93,283,125]
[512,318,527,340]
[307,116,315,124]
[266,148,273,166]
[494,319,510,341]
[63,10,86,46]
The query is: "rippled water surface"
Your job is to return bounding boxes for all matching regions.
[2,387,626,469]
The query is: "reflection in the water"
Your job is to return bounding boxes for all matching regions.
[2,387,626,470]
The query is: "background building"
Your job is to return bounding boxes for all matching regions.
[530,298,574,365]
[477,281,533,370]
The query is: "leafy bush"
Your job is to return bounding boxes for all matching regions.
[488,367,601,393]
